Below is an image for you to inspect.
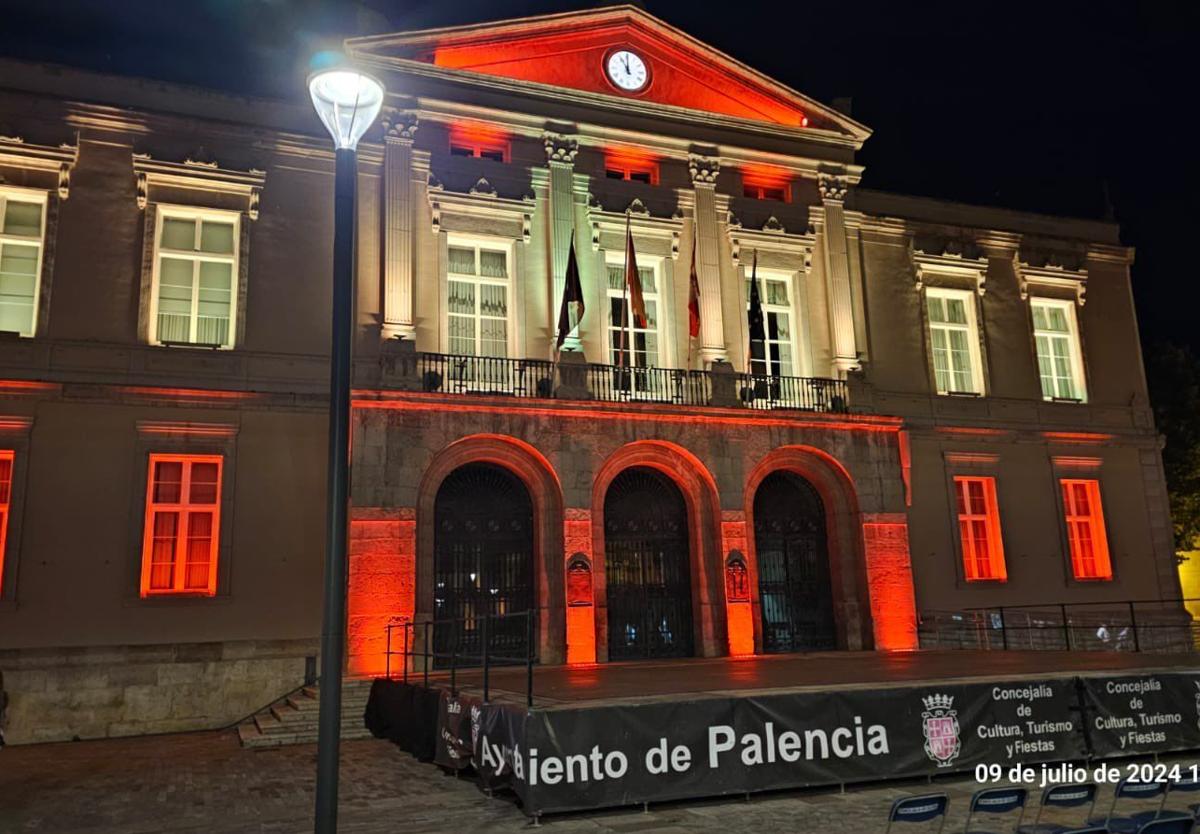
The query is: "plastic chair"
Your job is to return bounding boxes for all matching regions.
[1018,783,1098,834]
[1157,775,1200,823]
[1134,816,1195,834]
[1090,777,1170,834]
[886,793,950,834]
[963,786,1027,833]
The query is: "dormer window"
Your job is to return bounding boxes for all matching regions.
[605,163,657,185]
[450,143,507,162]
[743,183,788,202]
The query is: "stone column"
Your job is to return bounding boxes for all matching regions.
[544,133,580,351]
[819,173,859,374]
[380,111,419,341]
[689,154,727,363]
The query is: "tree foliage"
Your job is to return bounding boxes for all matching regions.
[1146,341,1200,553]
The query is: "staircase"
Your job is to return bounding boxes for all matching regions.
[237,679,376,748]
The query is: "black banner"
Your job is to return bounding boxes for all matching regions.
[368,671,1200,817]
[1080,672,1200,757]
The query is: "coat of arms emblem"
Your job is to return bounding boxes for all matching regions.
[470,704,482,747]
[1193,682,1200,732]
[922,693,961,767]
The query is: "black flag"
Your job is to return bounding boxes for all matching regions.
[747,250,766,358]
[556,232,585,349]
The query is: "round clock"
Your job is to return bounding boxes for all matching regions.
[605,49,649,92]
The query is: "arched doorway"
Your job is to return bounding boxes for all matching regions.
[754,471,836,653]
[604,467,693,660]
[433,463,533,667]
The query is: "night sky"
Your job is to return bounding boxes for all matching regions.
[1,0,1195,351]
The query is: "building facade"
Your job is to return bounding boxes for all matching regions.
[0,6,1178,744]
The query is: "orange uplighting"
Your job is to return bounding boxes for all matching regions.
[721,517,755,656]
[139,454,223,597]
[352,390,903,434]
[863,521,919,651]
[426,22,810,128]
[448,123,511,161]
[119,386,260,403]
[347,511,416,678]
[0,379,59,394]
[1043,431,1115,445]
[954,476,1007,581]
[566,606,597,666]
[564,514,597,665]
[1061,479,1113,581]
[0,449,12,594]
[604,148,659,184]
[742,165,792,202]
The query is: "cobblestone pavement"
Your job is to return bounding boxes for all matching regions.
[1,730,1198,833]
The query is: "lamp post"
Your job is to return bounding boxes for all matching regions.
[307,66,384,834]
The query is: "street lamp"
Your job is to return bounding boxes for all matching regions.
[308,64,384,834]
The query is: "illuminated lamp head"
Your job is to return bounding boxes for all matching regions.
[307,58,386,150]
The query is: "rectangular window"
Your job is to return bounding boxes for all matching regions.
[746,269,798,378]
[447,238,510,360]
[1061,479,1112,580]
[0,450,12,592]
[1032,299,1086,402]
[606,259,661,370]
[605,164,657,185]
[927,288,984,395]
[0,187,47,337]
[151,206,239,348]
[954,476,1006,581]
[743,183,788,201]
[140,454,222,596]
[449,142,507,162]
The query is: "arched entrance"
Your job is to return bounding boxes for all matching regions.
[754,471,836,653]
[433,463,534,667]
[603,467,693,660]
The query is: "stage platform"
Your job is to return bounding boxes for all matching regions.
[425,649,1200,708]
[366,650,1200,818]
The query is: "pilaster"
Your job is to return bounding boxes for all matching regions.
[544,133,581,351]
[688,154,727,362]
[381,111,420,340]
[818,173,859,374]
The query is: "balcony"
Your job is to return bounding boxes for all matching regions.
[409,351,850,413]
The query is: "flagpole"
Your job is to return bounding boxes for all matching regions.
[620,213,630,370]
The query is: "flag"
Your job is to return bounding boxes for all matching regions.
[624,218,648,329]
[555,231,585,349]
[747,249,766,347]
[688,240,701,339]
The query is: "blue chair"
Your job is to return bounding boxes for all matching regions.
[1090,777,1170,833]
[886,793,949,833]
[1018,783,1099,834]
[1134,817,1195,834]
[1157,776,1200,822]
[963,786,1027,833]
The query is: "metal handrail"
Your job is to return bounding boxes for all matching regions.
[919,598,1200,653]
[384,609,538,707]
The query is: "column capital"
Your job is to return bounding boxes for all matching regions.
[818,173,849,203]
[688,154,720,186]
[381,109,419,143]
[543,133,579,165]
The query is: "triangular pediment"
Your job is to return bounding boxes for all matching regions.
[349,5,868,142]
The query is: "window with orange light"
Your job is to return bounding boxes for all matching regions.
[1061,479,1112,580]
[449,141,507,162]
[141,454,222,597]
[0,450,12,592]
[605,162,658,185]
[743,178,790,202]
[954,476,1007,581]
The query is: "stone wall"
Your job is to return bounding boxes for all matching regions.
[0,638,315,745]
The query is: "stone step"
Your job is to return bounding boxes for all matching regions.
[237,680,378,748]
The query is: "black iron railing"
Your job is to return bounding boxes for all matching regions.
[417,352,555,398]
[384,609,538,707]
[919,598,1200,654]
[737,373,849,412]
[584,364,711,405]
[413,351,849,413]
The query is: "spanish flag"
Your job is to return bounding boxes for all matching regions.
[555,231,585,349]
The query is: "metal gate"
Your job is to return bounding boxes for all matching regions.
[604,467,694,660]
[433,463,533,668]
[754,471,836,652]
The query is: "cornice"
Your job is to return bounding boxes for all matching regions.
[911,246,989,295]
[131,154,266,219]
[0,135,78,198]
[726,214,815,266]
[426,178,535,242]
[1016,258,1088,305]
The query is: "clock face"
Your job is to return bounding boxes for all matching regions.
[606,50,649,92]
